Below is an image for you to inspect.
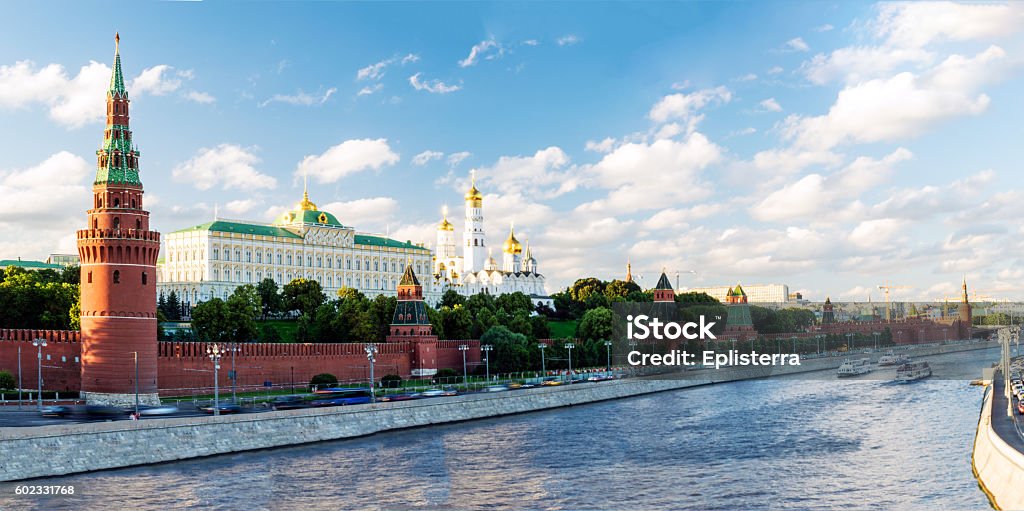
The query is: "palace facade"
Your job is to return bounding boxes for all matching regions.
[156,189,436,309]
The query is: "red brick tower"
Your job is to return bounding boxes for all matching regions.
[386,264,438,377]
[76,34,161,405]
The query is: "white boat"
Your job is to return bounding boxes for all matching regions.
[878,351,910,366]
[895,362,931,381]
[837,358,873,378]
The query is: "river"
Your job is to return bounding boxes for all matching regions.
[0,347,998,510]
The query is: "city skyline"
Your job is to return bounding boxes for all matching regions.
[1,2,1023,300]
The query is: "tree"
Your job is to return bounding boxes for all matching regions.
[381,374,403,388]
[258,323,283,343]
[225,285,261,342]
[577,307,614,342]
[480,325,530,373]
[310,373,338,389]
[0,370,14,390]
[190,298,228,343]
[256,278,283,320]
[496,292,533,316]
[569,278,605,303]
[530,315,551,340]
[166,290,182,321]
[440,305,473,340]
[440,289,466,309]
[283,278,325,316]
[605,279,641,300]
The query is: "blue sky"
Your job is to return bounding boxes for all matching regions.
[1,1,1023,300]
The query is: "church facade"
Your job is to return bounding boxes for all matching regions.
[432,174,552,308]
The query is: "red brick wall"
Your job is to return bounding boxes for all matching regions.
[0,329,83,392]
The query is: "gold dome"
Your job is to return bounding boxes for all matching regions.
[439,216,454,231]
[464,171,483,204]
[297,190,318,211]
[503,224,523,254]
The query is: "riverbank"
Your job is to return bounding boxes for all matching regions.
[972,371,1024,510]
[0,340,997,482]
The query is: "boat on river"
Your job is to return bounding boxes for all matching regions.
[837,358,873,378]
[895,362,931,381]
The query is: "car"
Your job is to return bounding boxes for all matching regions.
[270,395,309,410]
[483,385,509,392]
[134,404,179,416]
[421,388,446,398]
[379,393,420,402]
[84,405,123,420]
[1018,399,1024,415]
[518,383,536,389]
[441,386,458,396]
[506,383,523,390]
[200,403,242,414]
[40,405,72,418]
[541,377,563,386]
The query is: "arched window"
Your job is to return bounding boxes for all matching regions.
[113,197,120,208]
[136,218,141,230]
[131,199,136,208]
[142,272,148,285]
[113,270,120,284]
[93,219,98,229]
[87,271,93,284]
[113,217,120,229]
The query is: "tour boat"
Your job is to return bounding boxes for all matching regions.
[878,351,910,366]
[837,358,873,378]
[895,362,931,381]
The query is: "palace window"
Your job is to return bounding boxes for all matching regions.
[327,257,332,268]
[287,254,293,265]
[347,258,352,270]
[246,251,252,263]
[235,270,241,282]
[256,252,262,263]
[356,260,361,270]
[234,250,241,262]
[277,254,282,265]
[374,261,379,271]
[307,256,313,267]
[317,256,322,268]
[213,249,219,260]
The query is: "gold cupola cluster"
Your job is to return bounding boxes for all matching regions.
[503,223,523,254]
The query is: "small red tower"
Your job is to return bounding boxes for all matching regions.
[76,34,161,405]
[387,264,438,377]
[653,271,675,302]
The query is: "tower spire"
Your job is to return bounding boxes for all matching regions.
[109,32,126,96]
[625,258,633,283]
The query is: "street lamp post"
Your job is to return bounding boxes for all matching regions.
[537,343,547,375]
[229,345,240,403]
[481,345,493,382]
[565,343,575,383]
[873,332,880,349]
[32,338,46,410]
[365,344,378,403]
[133,351,139,417]
[207,344,224,416]
[604,340,612,372]
[17,345,22,410]
[458,345,469,390]
[791,336,797,354]
[846,333,854,352]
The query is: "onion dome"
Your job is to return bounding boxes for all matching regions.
[503,224,523,254]
[438,214,454,231]
[465,171,483,205]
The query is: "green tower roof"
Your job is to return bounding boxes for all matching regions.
[110,33,126,97]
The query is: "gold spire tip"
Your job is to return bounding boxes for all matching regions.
[115,32,120,53]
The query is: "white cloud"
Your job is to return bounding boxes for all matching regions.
[585,137,616,153]
[648,86,731,123]
[357,53,419,81]
[767,66,784,75]
[412,150,443,166]
[184,90,216,104]
[130,65,184,96]
[172,144,277,191]
[224,199,259,215]
[472,147,577,199]
[758,97,782,112]
[447,151,471,167]
[523,39,540,47]
[736,73,758,82]
[814,24,834,32]
[409,73,461,94]
[0,60,110,128]
[557,35,581,47]
[786,37,810,52]
[319,197,399,232]
[296,138,400,184]
[459,39,502,67]
[258,87,336,107]
[871,2,1024,49]
[849,218,906,248]
[357,84,383,96]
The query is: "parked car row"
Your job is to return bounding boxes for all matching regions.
[40,404,181,420]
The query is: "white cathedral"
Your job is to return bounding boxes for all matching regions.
[432,174,552,308]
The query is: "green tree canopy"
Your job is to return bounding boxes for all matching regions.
[283,278,326,316]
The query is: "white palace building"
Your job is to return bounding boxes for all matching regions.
[156,175,552,310]
[156,189,436,308]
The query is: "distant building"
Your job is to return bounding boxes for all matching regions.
[722,284,758,341]
[685,283,790,303]
[47,254,80,266]
[0,258,63,271]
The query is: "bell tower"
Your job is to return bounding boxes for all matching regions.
[76,34,161,405]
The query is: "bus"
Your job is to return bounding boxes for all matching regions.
[311,388,373,407]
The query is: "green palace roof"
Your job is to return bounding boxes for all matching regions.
[171,220,302,238]
[355,235,428,251]
[0,259,63,270]
[272,209,346,227]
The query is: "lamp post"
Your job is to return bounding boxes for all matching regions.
[846,333,854,352]
[365,344,378,403]
[207,344,224,416]
[481,345,493,382]
[604,340,613,372]
[791,336,797,354]
[229,345,240,403]
[537,343,547,375]
[32,338,46,410]
[873,332,880,349]
[565,343,575,383]
[458,345,469,389]
[17,345,22,410]
[133,351,139,416]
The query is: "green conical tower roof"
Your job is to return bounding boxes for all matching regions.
[110,33,127,98]
[655,272,673,290]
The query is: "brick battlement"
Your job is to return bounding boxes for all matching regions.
[0,329,80,344]
[76,228,160,242]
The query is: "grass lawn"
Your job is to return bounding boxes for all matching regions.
[547,319,577,339]
[260,319,299,343]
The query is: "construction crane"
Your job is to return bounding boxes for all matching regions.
[878,282,911,322]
